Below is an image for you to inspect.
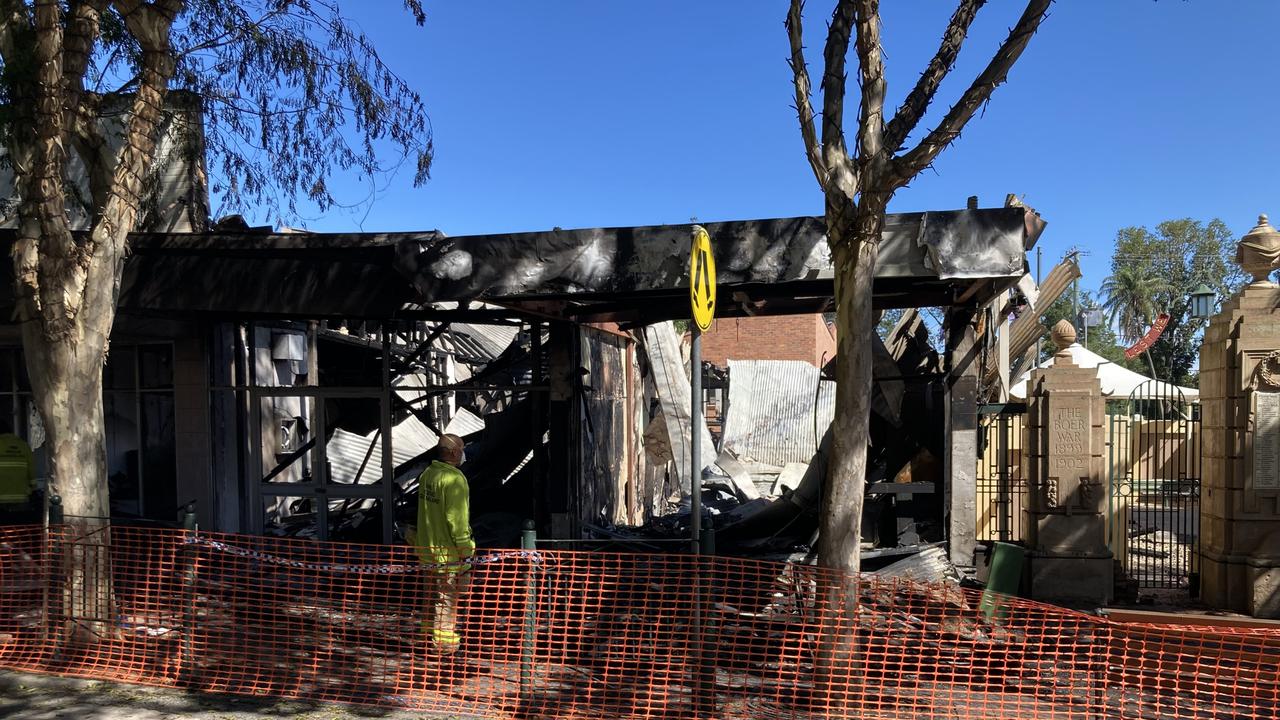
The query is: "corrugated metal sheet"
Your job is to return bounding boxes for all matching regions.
[444,407,485,437]
[721,359,834,467]
[640,323,715,496]
[450,323,520,361]
[326,416,438,483]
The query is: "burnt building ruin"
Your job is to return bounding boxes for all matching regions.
[1,204,1046,573]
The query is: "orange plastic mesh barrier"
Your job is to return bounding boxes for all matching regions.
[2,523,1278,719]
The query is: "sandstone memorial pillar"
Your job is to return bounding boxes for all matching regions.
[1200,214,1280,618]
[1025,320,1113,606]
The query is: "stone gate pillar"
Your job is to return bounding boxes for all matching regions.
[1025,320,1113,606]
[1200,214,1280,618]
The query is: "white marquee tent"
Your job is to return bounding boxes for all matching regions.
[1009,343,1199,401]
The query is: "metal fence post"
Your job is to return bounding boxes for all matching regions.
[997,413,1011,542]
[699,522,716,558]
[694,519,716,716]
[181,501,198,531]
[180,502,199,685]
[47,493,63,527]
[519,519,537,703]
[41,493,62,643]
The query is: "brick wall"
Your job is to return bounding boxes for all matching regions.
[700,314,836,368]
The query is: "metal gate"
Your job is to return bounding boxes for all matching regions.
[1108,380,1201,592]
[977,403,1028,543]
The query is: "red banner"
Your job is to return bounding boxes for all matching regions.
[1124,312,1170,360]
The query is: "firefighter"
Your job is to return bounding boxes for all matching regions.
[0,419,37,525]
[413,433,474,654]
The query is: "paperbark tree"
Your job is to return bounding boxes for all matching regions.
[0,0,430,640]
[785,0,1050,699]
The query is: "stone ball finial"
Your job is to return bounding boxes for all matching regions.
[1237,213,1280,284]
[1051,319,1077,351]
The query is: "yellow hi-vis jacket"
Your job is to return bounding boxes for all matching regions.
[0,433,35,505]
[415,461,474,572]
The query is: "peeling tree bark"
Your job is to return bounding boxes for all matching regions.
[2,0,185,643]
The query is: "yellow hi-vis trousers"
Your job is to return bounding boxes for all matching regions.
[425,568,470,652]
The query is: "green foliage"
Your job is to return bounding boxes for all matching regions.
[1,0,433,223]
[1102,219,1245,385]
[1100,266,1174,344]
[875,308,904,340]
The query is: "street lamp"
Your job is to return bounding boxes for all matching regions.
[1190,284,1216,320]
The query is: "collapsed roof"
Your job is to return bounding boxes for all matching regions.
[1,206,1044,323]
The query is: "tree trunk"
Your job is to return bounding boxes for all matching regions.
[21,315,115,641]
[813,196,884,709]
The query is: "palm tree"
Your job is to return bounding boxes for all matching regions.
[1101,265,1176,378]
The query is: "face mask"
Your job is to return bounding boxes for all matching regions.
[459,449,467,465]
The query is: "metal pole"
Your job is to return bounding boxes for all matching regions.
[519,519,537,702]
[180,500,199,684]
[530,324,544,528]
[1072,276,1080,337]
[690,325,714,714]
[690,327,702,555]
[1035,247,1042,365]
[41,493,60,643]
[997,414,1010,542]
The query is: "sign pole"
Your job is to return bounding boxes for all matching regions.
[687,224,715,555]
[687,224,717,715]
[690,325,702,555]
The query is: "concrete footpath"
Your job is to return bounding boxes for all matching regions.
[0,669,439,720]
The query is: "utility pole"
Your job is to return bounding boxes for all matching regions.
[1035,246,1042,363]
[1063,247,1090,341]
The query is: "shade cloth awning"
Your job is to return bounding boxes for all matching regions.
[1009,343,1199,401]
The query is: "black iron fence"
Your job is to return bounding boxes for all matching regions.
[1107,381,1201,592]
[976,404,1028,543]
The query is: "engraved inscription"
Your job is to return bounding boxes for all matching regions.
[1049,406,1088,456]
[1048,401,1091,505]
[1255,392,1280,490]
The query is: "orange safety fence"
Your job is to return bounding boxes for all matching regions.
[1,523,1278,719]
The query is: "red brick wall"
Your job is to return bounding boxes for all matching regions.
[700,314,836,368]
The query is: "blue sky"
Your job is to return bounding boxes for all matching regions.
[299,1,1280,296]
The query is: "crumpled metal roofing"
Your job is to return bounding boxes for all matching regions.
[449,323,520,362]
[444,407,485,437]
[0,208,1040,320]
[326,416,438,483]
[720,359,835,467]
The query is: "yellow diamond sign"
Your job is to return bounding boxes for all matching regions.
[689,225,716,332]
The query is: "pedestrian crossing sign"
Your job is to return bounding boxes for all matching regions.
[689,225,716,332]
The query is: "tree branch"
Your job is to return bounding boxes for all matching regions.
[0,0,29,63]
[882,0,985,154]
[819,0,859,199]
[63,1,106,109]
[28,0,84,335]
[100,0,185,221]
[69,94,115,221]
[851,0,886,173]
[63,2,112,218]
[894,0,1051,180]
[785,0,828,192]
